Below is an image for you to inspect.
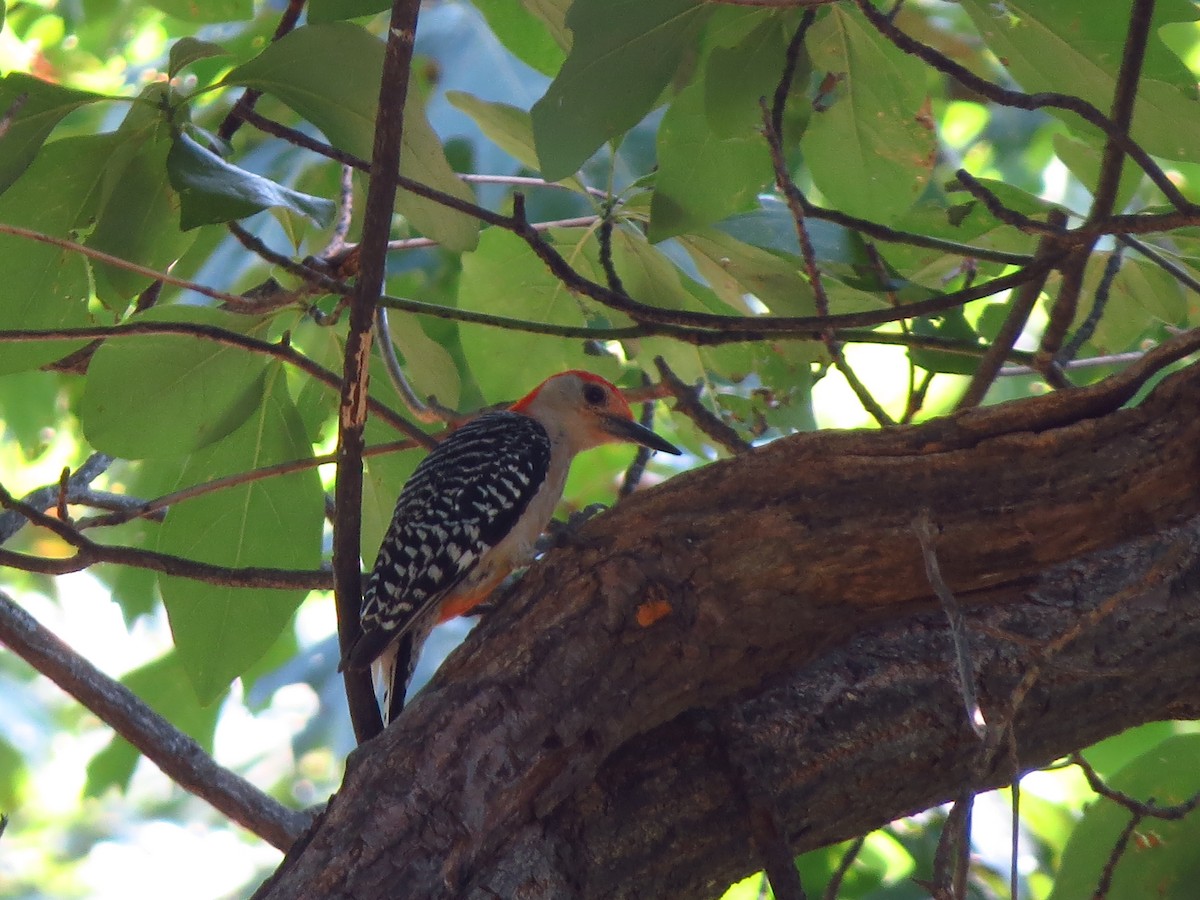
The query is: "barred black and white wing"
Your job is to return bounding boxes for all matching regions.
[343,411,552,680]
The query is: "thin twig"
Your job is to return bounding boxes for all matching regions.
[0,453,112,542]
[654,357,751,455]
[914,513,986,739]
[956,211,1067,409]
[1095,813,1141,899]
[620,374,658,498]
[928,791,973,900]
[76,439,422,530]
[217,0,305,142]
[0,322,432,445]
[0,589,310,850]
[0,485,330,590]
[1059,247,1124,364]
[1087,0,1156,225]
[713,707,807,900]
[1117,234,1200,297]
[374,306,455,424]
[853,0,1196,214]
[762,19,893,427]
[824,836,866,900]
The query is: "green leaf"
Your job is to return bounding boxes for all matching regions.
[800,7,934,224]
[648,80,772,241]
[0,134,115,375]
[379,310,462,410]
[85,653,225,796]
[167,37,229,78]
[309,0,390,22]
[224,23,479,250]
[720,198,873,269]
[0,370,61,456]
[223,23,380,159]
[961,0,1200,164]
[0,73,106,195]
[1051,734,1200,900]
[910,309,986,376]
[532,0,712,180]
[473,0,566,75]
[676,229,817,316]
[168,131,336,230]
[1075,253,1187,353]
[87,93,196,304]
[447,91,588,195]
[79,306,271,458]
[146,0,252,23]
[157,365,323,704]
[457,228,620,402]
[704,18,788,139]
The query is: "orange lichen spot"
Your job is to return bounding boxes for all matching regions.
[636,598,672,628]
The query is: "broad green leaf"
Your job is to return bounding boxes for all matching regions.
[309,0,389,22]
[0,370,60,456]
[80,306,271,458]
[532,0,712,180]
[473,0,566,75]
[961,0,1200,164]
[457,228,621,402]
[1075,253,1187,353]
[379,309,463,410]
[801,7,934,224]
[520,0,573,51]
[88,91,196,304]
[610,229,734,382]
[85,653,224,796]
[158,365,323,704]
[1051,735,1200,900]
[720,198,873,269]
[224,23,478,250]
[676,229,817,316]
[223,23,380,159]
[910,309,986,376]
[447,92,538,167]
[1053,133,1144,213]
[168,131,336,230]
[167,37,229,77]
[649,80,772,241]
[146,0,252,23]
[0,134,115,374]
[0,73,106,195]
[704,18,788,138]
[447,91,588,195]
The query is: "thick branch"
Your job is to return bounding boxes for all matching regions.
[256,353,1200,898]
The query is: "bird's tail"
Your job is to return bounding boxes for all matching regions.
[369,632,417,726]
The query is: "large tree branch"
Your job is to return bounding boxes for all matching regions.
[253,350,1200,897]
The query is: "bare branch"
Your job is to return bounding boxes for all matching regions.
[334,0,424,745]
[0,589,309,851]
[0,484,330,590]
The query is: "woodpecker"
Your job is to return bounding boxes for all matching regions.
[341,370,681,724]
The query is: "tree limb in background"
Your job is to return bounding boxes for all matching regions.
[0,590,308,851]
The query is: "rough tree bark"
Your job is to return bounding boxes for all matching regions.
[255,354,1200,899]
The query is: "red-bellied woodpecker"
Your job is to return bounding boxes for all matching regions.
[340,370,681,724]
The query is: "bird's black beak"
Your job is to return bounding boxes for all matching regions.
[601,414,682,455]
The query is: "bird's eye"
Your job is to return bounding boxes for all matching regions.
[582,383,607,406]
